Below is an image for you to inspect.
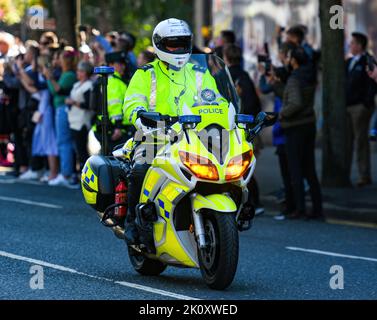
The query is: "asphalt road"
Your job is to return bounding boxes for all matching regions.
[0,177,376,300]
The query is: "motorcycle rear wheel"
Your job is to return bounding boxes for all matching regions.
[128,248,167,276]
[199,211,239,290]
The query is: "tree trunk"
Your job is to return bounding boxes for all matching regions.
[319,0,351,187]
[53,0,76,47]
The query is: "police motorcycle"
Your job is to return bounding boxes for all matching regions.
[81,54,277,290]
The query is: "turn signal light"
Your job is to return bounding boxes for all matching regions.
[179,151,219,181]
[225,150,253,181]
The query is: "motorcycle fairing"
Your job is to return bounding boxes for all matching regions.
[191,193,237,213]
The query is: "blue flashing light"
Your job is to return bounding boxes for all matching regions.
[179,115,202,125]
[94,66,115,75]
[235,114,254,125]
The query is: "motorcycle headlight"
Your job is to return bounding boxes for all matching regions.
[225,150,253,181]
[179,151,219,181]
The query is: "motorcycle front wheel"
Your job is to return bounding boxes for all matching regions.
[198,211,239,290]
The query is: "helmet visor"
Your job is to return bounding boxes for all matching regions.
[157,36,192,54]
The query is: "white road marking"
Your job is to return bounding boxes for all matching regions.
[326,218,377,230]
[0,250,200,300]
[0,178,44,186]
[114,281,200,300]
[0,179,15,184]
[0,196,62,209]
[286,246,377,263]
[261,195,377,214]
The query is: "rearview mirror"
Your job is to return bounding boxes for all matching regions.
[255,112,277,127]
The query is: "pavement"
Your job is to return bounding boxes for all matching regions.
[0,174,377,300]
[255,144,377,227]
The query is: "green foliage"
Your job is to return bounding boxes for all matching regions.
[0,0,43,25]
[81,0,193,54]
[1,0,193,54]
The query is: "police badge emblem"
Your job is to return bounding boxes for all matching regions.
[201,89,216,103]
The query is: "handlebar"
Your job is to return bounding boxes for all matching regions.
[138,111,278,142]
[139,112,179,129]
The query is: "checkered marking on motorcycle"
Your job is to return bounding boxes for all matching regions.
[158,199,170,219]
[85,174,95,184]
[82,164,95,184]
[143,189,150,197]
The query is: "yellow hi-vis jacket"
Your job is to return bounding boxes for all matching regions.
[123,59,226,126]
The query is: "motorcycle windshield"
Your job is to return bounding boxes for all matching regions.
[164,54,240,131]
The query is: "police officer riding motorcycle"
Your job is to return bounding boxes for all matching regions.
[123,19,226,245]
[81,18,277,290]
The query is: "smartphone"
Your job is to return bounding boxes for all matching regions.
[78,25,88,33]
[257,54,268,63]
[367,54,376,72]
[16,53,25,61]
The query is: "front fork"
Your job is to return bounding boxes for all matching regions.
[190,188,252,246]
[190,193,207,249]
[190,192,241,248]
[192,210,207,249]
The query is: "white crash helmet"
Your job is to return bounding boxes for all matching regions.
[152,18,193,70]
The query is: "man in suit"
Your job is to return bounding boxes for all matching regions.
[367,63,377,141]
[214,30,236,60]
[346,32,377,187]
[223,44,261,116]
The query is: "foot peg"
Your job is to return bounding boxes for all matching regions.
[237,204,255,231]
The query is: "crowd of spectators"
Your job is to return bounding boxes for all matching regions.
[0,23,376,221]
[0,28,154,187]
[214,25,377,220]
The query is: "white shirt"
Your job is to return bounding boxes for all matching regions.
[67,80,94,131]
[348,54,362,72]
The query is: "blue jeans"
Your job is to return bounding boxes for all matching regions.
[55,106,75,177]
[371,110,377,132]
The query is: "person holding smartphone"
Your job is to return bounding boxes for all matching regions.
[45,48,78,188]
[367,56,377,141]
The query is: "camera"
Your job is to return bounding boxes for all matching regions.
[258,54,272,74]
[78,25,88,33]
[273,66,289,83]
[258,42,272,75]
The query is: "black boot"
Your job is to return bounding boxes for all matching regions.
[125,163,150,246]
[124,215,139,245]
